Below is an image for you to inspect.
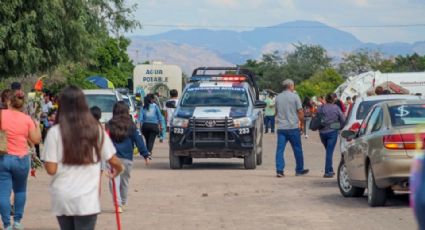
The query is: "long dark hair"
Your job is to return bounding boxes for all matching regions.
[143,94,155,111]
[57,86,101,165]
[302,96,312,108]
[108,101,133,142]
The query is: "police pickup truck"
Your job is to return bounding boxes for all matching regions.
[168,67,266,169]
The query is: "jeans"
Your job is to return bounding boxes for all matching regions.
[304,117,312,136]
[110,158,133,206]
[57,214,97,230]
[141,123,159,153]
[275,129,305,174]
[319,130,338,174]
[0,155,30,228]
[264,116,275,133]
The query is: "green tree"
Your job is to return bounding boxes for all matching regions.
[297,68,344,99]
[0,0,139,78]
[338,49,387,77]
[284,43,332,83]
[392,53,425,72]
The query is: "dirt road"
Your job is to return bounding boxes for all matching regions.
[23,132,416,230]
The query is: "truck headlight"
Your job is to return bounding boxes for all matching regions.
[172,117,189,128]
[233,117,252,128]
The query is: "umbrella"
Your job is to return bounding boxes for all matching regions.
[86,76,115,89]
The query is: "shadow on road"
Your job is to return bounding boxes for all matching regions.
[140,161,246,170]
[319,193,410,209]
[311,179,338,188]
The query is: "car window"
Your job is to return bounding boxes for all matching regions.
[86,94,117,112]
[389,104,425,126]
[365,107,382,134]
[181,86,249,107]
[356,100,387,120]
[371,108,383,132]
[358,107,380,136]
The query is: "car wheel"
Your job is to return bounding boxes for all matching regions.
[367,164,387,207]
[337,159,365,197]
[256,132,263,166]
[169,149,183,169]
[244,148,257,170]
[183,157,193,165]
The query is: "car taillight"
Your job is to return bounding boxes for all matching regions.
[383,133,424,150]
[349,122,361,132]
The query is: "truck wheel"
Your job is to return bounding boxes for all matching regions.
[256,134,263,165]
[169,149,183,169]
[367,164,387,207]
[337,159,364,197]
[183,157,193,165]
[244,149,257,170]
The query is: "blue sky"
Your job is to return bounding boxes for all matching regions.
[128,0,425,43]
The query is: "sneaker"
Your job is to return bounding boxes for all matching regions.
[13,222,24,230]
[295,169,310,176]
[5,226,13,230]
[323,173,334,178]
[276,173,285,178]
[304,135,308,139]
[118,206,123,213]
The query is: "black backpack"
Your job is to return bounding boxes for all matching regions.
[309,112,326,131]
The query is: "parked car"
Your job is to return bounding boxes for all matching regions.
[338,99,425,206]
[340,94,422,154]
[83,89,123,123]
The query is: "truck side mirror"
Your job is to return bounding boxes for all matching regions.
[166,100,176,109]
[254,100,266,109]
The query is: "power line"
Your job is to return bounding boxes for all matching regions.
[141,23,425,29]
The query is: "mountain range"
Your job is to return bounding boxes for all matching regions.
[128,20,425,74]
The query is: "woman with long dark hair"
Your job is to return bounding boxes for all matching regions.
[42,86,123,230]
[317,94,345,178]
[138,94,165,155]
[107,101,150,212]
[0,90,41,230]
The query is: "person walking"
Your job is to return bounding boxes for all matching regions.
[138,94,165,156]
[42,86,123,230]
[410,151,425,228]
[274,79,309,177]
[264,94,275,134]
[107,101,151,212]
[318,94,345,178]
[0,90,41,230]
[302,96,313,138]
[165,89,179,131]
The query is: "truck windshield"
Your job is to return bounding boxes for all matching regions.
[181,87,249,107]
[85,94,117,112]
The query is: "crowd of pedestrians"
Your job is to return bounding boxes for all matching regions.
[1,78,425,229]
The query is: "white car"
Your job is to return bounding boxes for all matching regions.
[83,89,123,123]
[122,94,138,122]
[340,94,423,154]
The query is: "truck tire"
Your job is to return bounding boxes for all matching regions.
[367,164,387,207]
[256,134,263,165]
[244,148,257,170]
[169,149,183,169]
[337,159,364,197]
[183,157,193,165]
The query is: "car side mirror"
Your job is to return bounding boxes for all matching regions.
[166,100,176,109]
[255,100,266,109]
[341,130,356,140]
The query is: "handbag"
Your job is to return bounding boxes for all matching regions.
[309,112,326,131]
[0,110,8,154]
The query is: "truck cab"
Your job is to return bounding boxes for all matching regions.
[168,67,266,169]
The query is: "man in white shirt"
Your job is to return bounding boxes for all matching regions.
[165,89,179,130]
[41,93,53,114]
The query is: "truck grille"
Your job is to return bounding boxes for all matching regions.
[189,118,234,128]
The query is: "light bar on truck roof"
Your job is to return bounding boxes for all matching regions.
[190,74,247,82]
